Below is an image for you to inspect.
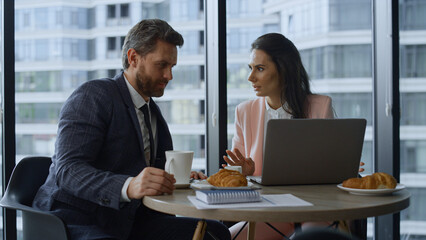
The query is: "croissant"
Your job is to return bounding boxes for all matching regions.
[207,169,248,187]
[342,172,397,189]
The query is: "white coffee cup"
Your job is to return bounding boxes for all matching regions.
[165,150,194,184]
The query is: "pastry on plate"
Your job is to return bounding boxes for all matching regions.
[207,169,248,187]
[342,172,397,189]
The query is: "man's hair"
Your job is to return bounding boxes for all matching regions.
[122,19,184,70]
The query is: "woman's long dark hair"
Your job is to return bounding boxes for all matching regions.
[251,33,312,118]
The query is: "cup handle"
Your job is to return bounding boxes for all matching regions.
[165,158,174,173]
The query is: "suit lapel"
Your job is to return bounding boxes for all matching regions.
[115,73,147,167]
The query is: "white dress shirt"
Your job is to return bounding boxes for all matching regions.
[120,75,158,202]
[263,98,292,141]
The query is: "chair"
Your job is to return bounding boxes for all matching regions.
[0,156,69,240]
[348,218,367,239]
[292,228,360,240]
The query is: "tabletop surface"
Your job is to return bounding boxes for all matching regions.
[143,184,410,223]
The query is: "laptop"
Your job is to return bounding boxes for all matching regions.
[250,118,367,186]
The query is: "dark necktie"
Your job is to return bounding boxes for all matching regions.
[140,104,154,166]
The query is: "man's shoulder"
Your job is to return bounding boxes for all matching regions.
[71,77,124,100]
[65,77,123,109]
[78,78,118,90]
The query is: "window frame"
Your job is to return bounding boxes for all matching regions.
[2,1,17,239]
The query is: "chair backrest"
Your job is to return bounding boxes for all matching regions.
[5,156,52,206]
[292,228,359,240]
[0,156,69,240]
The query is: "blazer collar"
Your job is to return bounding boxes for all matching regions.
[115,71,135,109]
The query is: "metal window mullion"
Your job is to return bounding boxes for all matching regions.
[205,0,227,176]
[1,0,17,240]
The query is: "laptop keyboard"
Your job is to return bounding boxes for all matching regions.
[249,176,262,184]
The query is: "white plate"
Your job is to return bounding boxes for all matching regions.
[337,183,406,196]
[190,179,260,190]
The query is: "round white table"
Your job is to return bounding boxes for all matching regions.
[143,184,410,240]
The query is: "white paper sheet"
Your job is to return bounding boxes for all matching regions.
[187,194,313,210]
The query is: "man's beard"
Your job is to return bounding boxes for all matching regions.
[135,68,166,98]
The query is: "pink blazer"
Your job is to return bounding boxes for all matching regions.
[231,94,334,176]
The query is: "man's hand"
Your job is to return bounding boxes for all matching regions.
[222,148,255,176]
[127,167,176,199]
[190,171,207,180]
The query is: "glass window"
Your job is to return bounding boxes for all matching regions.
[13,1,206,236]
[399,0,426,30]
[226,0,374,237]
[400,45,426,78]
[400,0,426,238]
[226,0,373,166]
[300,45,372,79]
[120,4,129,18]
[107,5,116,19]
[107,37,116,51]
[170,0,200,21]
[401,93,426,125]
[329,0,371,30]
[35,8,48,29]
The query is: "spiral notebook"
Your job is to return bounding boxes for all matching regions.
[195,189,261,205]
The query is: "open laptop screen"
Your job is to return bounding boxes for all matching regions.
[257,119,366,186]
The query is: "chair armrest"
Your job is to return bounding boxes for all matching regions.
[0,196,49,216]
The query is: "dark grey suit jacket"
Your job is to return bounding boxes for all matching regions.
[33,72,173,239]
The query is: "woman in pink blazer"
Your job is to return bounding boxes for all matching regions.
[223,33,354,239]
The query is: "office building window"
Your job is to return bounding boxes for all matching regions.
[401,141,426,173]
[328,93,372,124]
[107,37,116,51]
[401,93,426,125]
[301,45,372,79]
[329,0,371,31]
[400,45,426,78]
[400,0,426,30]
[120,4,129,18]
[107,5,116,19]
[16,103,62,124]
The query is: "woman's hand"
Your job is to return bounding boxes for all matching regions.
[222,148,255,176]
[359,162,365,173]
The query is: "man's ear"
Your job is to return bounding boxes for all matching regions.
[127,48,138,68]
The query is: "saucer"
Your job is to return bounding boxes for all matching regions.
[175,183,190,189]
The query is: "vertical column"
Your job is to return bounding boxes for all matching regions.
[205,0,227,175]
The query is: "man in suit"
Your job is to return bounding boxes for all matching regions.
[32,19,231,240]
